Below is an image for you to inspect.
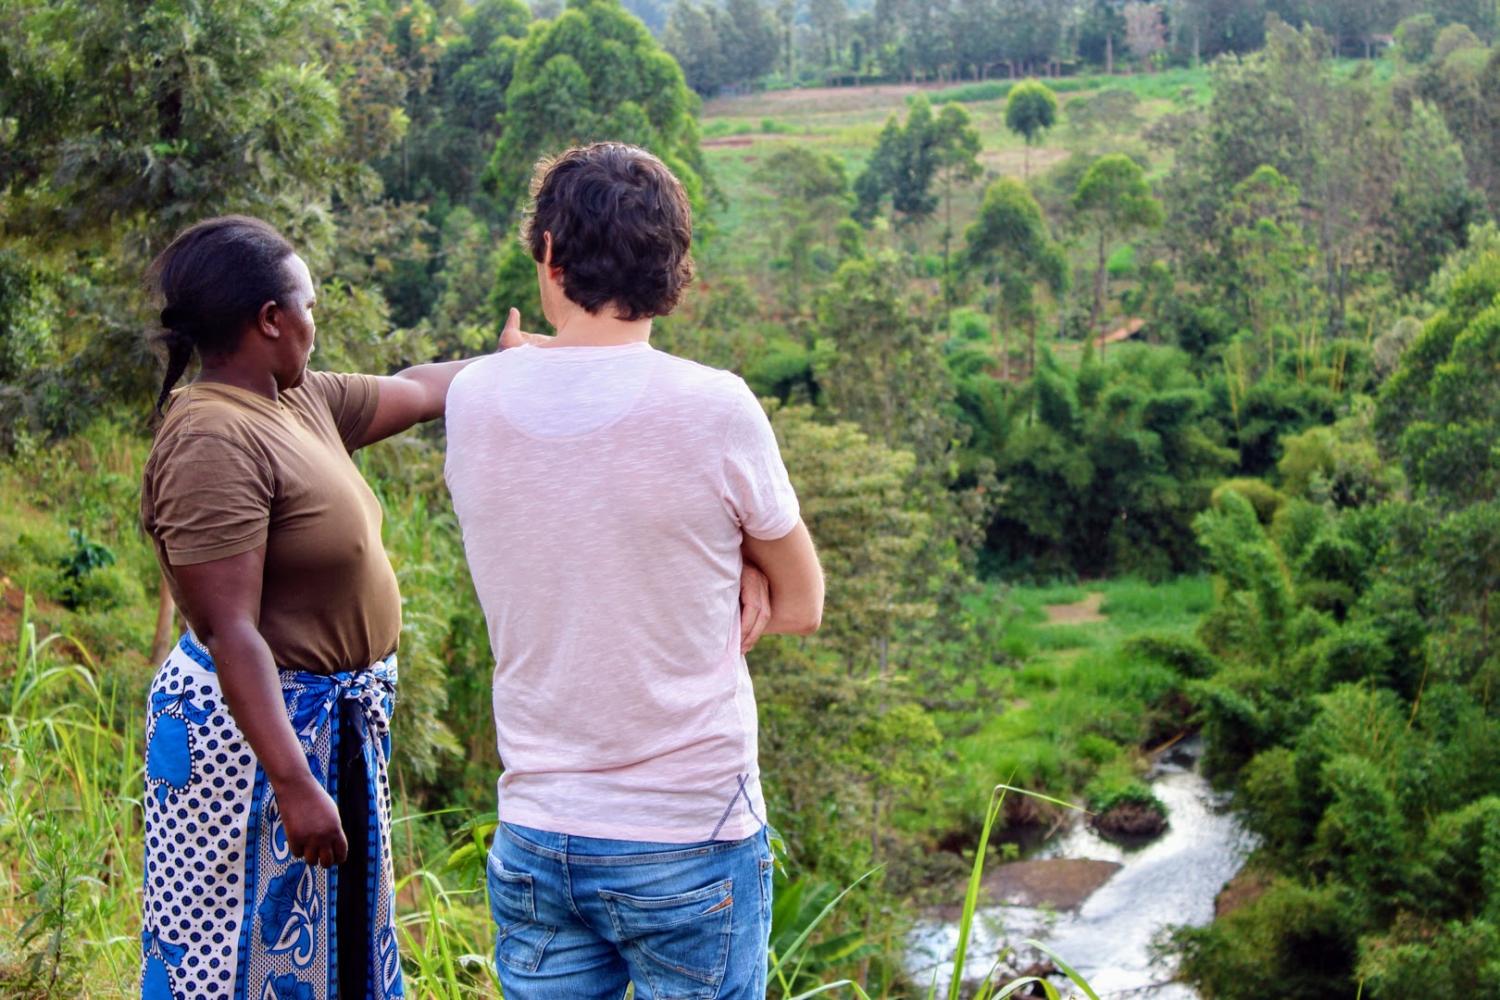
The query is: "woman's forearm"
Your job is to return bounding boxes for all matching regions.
[359,308,535,445]
[204,620,314,792]
[392,358,479,421]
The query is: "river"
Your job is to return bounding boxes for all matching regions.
[905,737,1255,998]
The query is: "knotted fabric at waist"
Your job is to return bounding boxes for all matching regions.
[177,631,398,746]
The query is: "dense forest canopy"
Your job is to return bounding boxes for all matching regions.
[3,0,1500,996]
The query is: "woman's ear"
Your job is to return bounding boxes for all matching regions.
[257,299,282,339]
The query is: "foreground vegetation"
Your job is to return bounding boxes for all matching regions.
[3,0,1500,995]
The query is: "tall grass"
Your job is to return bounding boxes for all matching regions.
[0,596,140,995]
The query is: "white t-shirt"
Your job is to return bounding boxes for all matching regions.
[444,342,800,842]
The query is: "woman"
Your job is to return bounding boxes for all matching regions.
[137,215,520,1000]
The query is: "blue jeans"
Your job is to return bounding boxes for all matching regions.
[487,822,773,1000]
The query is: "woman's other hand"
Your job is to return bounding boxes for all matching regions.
[175,549,350,869]
[277,774,349,868]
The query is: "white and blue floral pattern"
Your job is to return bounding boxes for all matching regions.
[141,634,402,1000]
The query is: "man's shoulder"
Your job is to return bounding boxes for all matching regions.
[448,351,512,406]
[650,350,752,407]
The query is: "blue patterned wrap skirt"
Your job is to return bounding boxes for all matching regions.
[141,633,404,1000]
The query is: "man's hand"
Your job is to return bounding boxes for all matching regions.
[499,307,553,350]
[740,562,771,653]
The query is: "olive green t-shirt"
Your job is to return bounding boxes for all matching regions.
[140,371,401,673]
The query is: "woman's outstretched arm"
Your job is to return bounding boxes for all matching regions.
[353,307,536,448]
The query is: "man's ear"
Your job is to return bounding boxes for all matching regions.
[256,299,281,339]
[542,232,563,281]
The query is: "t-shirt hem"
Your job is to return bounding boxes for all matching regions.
[165,529,268,566]
[743,508,800,542]
[341,374,380,451]
[498,805,766,844]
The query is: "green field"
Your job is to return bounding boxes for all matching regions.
[697,68,1208,273]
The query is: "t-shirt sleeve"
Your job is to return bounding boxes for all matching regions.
[149,434,274,566]
[721,379,800,541]
[304,370,380,450]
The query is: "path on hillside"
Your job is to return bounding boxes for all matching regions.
[1042,591,1107,625]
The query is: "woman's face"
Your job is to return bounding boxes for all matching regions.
[274,254,318,388]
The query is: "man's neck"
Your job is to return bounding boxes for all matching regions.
[545,304,653,347]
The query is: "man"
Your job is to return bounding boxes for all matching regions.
[444,142,824,999]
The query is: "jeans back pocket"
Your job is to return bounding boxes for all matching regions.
[599,879,733,1000]
[487,852,555,974]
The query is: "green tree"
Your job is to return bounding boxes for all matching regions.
[964,178,1066,377]
[998,0,1070,75]
[853,95,980,243]
[1072,153,1164,337]
[749,146,852,318]
[0,0,344,248]
[719,0,780,88]
[1395,12,1440,63]
[1004,79,1059,178]
[664,0,726,95]
[931,103,983,306]
[976,346,1234,577]
[1173,256,1500,997]
[755,405,942,887]
[429,207,504,354]
[1158,20,1393,333]
[807,0,849,70]
[1078,0,1127,71]
[1407,39,1500,217]
[1176,0,1269,59]
[1221,165,1322,379]
[853,95,938,227]
[1306,0,1400,57]
[1377,252,1500,509]
[0,0,353,422]
[483,0,706,225]
[387,0,530,211]
[1383,100,1483,294]
[813,253,956,468]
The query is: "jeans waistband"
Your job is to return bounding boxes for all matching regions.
[499,821,764,867]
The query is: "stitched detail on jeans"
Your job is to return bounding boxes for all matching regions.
[599,880,734,991]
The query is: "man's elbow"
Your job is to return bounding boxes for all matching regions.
[786,598,823,636]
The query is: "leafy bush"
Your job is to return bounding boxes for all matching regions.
[56,529,119,610]
[1211,477,1284,525]
[1121,631,1218,679]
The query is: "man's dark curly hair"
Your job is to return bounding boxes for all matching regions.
[521,143,695,321]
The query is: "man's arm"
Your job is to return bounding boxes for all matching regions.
[742,519,824,636]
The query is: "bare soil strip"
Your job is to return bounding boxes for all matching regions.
[1042,592,1107,625]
